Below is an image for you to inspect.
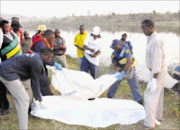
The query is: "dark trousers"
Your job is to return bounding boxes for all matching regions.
[80,56,99,79]
[107,70,142,102]
[0,81,9,110]
[39,71,52,96]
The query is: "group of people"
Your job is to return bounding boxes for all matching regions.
[0,17,167,130]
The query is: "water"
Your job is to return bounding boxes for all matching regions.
[29,31,179,88]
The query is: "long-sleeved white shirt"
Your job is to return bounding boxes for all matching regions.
[146,31,166,74]
[0,28,3,63]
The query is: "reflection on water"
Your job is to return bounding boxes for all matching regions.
[29,31,179,88]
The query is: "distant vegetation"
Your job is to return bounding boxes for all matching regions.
[2,11,180,34]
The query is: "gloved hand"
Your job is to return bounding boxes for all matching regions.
[54,63,63,70]
[39,101,47,109]
[147,78,157,93]
[116,71,125,81]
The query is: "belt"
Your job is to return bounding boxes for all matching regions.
[149,64,166,71]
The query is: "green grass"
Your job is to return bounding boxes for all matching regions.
[0,58,179,130]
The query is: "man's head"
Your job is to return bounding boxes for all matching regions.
[11,20,20,33]
[110,39,121,52]
[0,20,10,34]
[44,30,55,44]
[11,17,19,21]
[54,29,60,37]
[121,33,127,41]
[120,38,125,45]
[141,19,155,36]
[79,25,85,34]
[24,31,29,39]
[40,47,54,63]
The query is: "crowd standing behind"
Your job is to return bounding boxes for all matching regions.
[0,17,167,130]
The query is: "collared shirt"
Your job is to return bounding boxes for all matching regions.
[53,36,66,55]
[0,28,3,63]
[146,31,166,74]
[74,32,88,58]
[0,53,44,100]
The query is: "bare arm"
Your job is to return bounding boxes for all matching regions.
[83,45,95,52]
[75,45,85,51]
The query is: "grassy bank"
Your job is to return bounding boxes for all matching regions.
[0,58,179,130]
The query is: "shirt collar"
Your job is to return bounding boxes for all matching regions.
[147,31,157,41]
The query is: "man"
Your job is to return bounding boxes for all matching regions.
[0,17,3,63]
[0,47,54,130]
[22,31,31,54]
[74,25,88,68]
[30,29,62,95]
[0,20,21,115]
[121,33,133,54]
[141,19,167,128]
[81,26,103,79]
[53,29,68,68]
[107,39,143,105]
[10,17,23,46]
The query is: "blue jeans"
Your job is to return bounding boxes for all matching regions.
[107,70,142,102]
[80,56,99,79]
[79,57,83,69]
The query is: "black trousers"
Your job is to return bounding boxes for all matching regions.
[0,81,9,110]
[39,71,52,96]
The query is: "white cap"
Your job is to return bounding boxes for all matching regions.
[92,26,100,35]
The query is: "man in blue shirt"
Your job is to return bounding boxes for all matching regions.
[0,47,54,130]
[107,39,143,105]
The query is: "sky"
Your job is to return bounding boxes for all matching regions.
[1,1,179,18]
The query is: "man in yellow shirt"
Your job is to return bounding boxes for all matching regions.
[74,25,87,67]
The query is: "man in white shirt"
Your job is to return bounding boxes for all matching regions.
[141,19,167,128]
[0,18,3,63]
[81,26,103,79]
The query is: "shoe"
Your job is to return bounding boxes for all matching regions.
[155,119,161,125]
[138,99,143,105]
[2,108,9,115]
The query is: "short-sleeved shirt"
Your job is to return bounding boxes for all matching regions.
[74,32,87,58]
[53,36,66,55]
[111,47,131,70]
[84,34,103,66]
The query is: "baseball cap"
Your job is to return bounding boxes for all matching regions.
[92,26,100,35]
[110,39,120,48]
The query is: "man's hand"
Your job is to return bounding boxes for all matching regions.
[89,54,97,57]
[147,78,157,93]
[90,48,95,53]
[39,98,42,102]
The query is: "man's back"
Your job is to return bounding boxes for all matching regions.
[0,53,44,81]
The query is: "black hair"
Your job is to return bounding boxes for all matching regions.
[11,20,20,33]
[44,30,54,37]
[122,33,127,36]
[40,47,54,55]
[0,20,9,34]
[79,25,84,29]
[142,19,155,28]
[0,20,9,28]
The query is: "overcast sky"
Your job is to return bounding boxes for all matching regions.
[1,1,179,18]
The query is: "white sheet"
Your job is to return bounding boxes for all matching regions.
[51,67,118,99]
[31,68,145,127]
[31,96,145,128]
